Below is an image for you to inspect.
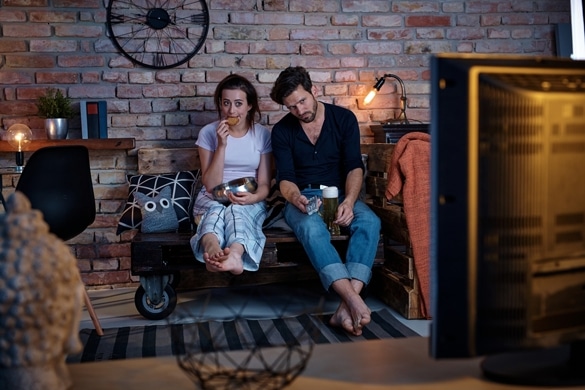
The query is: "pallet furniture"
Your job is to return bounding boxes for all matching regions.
[360,144,427,320]
[130,144,426,320]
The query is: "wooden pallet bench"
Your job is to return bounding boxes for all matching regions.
[130,143,425,320]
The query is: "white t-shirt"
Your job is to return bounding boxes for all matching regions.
[196,121,272,183]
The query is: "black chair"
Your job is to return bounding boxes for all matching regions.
[16,145,103,335]
[16,145,96,241]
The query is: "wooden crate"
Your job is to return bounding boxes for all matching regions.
[372,265,422,320]
[384,245,415,282]
[362,143,425,319]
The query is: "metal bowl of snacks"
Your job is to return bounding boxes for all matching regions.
[212,176,258,204]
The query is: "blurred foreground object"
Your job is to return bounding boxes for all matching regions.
[0,192,84,390]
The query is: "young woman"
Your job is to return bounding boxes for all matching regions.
[190,74,272,274]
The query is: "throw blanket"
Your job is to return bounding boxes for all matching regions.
[385,132,431,319]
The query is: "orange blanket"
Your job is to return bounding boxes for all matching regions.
[385,132,431,319]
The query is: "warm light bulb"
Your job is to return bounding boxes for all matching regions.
[363,89,377,105]
[16,134,23,151]
[6,124,32,152]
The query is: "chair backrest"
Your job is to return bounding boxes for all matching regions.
[15,145,96,241]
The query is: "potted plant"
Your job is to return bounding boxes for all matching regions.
[36,88,74,139]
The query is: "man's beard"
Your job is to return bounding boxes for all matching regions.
[298,100,318,123]
[299,111,316,123]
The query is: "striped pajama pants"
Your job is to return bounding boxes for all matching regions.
[190,191,267,271]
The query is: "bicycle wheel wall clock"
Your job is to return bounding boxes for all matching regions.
[106,0,210,69]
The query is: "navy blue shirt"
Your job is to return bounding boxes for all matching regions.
[271,103,364,193]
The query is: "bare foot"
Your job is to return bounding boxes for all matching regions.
[203,246,244,275]
[203,249,228,272]
[201,234,223,259]
[221,247,244,275]
[329,295,371,336]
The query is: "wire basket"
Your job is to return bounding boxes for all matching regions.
[169,286,323,389]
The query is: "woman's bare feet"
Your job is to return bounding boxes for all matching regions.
[203,249,227,272]
[201,233,224,269]
[203,244,244,275]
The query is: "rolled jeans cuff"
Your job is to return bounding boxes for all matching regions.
[319,262,372,291]
[320,263,350,291]
[347,262,372,286]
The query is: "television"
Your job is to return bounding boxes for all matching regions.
[570,0,585,60]
[429,53,585,386]
[555,0,585,59]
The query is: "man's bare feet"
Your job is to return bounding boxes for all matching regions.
[203,245,244,275]
[328,279,371,336]
[329,297,371,336]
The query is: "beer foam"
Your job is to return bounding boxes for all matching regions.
[322,186,338,198]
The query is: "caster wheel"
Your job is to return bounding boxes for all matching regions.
[134,283,177,320]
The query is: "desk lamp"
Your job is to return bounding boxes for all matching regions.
[363,74,409,124]
[6,124,32,172]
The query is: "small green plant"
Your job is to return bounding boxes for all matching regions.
[36,88,74,119]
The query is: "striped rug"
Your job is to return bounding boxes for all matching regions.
[67,308,420,363]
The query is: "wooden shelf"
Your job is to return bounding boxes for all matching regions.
[0,138,135,152]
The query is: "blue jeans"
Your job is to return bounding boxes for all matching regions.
[283,189,381,291]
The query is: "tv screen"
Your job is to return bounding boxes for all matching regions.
[429,53,585,386]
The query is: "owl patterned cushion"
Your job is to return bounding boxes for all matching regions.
[116,170,200,234]
[134,186,179,233]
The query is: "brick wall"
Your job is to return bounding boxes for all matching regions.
[0,0,572,288]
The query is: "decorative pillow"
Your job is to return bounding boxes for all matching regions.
[134,186,179,233]
[262,180,291,232]
[116,170,200,234]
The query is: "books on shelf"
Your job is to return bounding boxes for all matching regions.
[80,100,107,139]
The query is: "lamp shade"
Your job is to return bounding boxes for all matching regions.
[363,77,387,105]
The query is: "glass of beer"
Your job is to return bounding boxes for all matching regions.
[322,186,340,236]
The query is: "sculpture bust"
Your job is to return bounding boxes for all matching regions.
[0,192,83,390]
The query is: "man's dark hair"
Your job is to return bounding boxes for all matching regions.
[270,66,313,105]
